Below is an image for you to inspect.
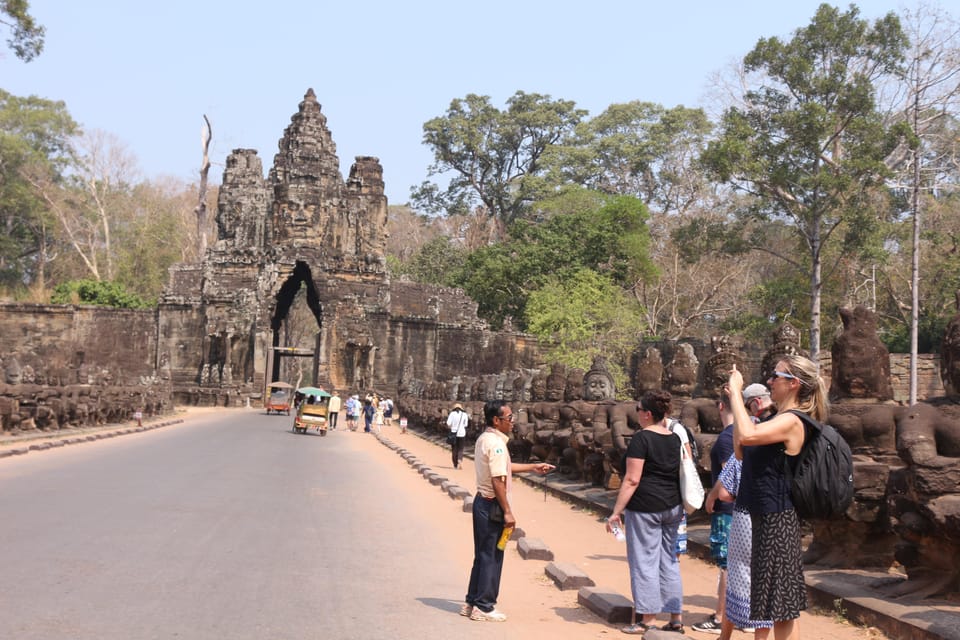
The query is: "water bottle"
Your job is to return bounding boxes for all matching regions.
[497,526,515,550]
[609,520,626,542]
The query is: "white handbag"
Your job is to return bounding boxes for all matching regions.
[679,442,704,514]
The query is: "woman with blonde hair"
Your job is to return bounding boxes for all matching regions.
[727,355,827,640]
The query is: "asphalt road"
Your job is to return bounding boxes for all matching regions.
[0,411,498,640]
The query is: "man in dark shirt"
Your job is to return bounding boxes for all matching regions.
[693,391,735,634]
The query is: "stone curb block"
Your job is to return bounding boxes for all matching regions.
[640,630,678,640]
[419,466,433,476]
[448,486,471,500]
[517,537,553,561]
[577,586,633,623]
[429,474,447,486]
[549,561,595,590]
[463,495,474,512]
[545,562,595,590]
[1,418,186,461]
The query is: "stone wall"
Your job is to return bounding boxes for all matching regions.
[0,303,172,432]
[0,303,158,385]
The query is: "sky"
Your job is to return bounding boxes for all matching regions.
[3,0,952,205]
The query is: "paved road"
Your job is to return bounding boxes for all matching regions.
[0,411,497,640]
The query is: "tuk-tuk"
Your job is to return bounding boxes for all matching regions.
[293,387,331,435]
[266,382,293,415]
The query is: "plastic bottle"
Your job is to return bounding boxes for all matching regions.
[609,521,626,542]
[496,526,515,550]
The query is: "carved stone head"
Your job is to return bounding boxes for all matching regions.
[583,356,616,401]
[830,305,892,401]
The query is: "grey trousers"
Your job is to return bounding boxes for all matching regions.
[624,505,684,614]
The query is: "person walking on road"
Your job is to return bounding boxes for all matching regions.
[362,398,375,433]
[447,403,469,469]
[462,400,553,622]
[327,392,341,430]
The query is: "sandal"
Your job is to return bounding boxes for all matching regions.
[620,622,649,635]
[661,621,685,633]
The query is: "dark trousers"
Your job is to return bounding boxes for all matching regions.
[452,435,465,468]
[328,412,338,429]
[466,494,505,613]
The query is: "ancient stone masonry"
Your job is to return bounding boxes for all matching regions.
[157,89,540,405]
[0,304,171,432]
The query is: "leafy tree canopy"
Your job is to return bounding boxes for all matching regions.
[391,235,467,287]
[546,101,713,211]
[700,3,908,358]
[456,191,653,330]
[525,267,644,392]
[413,91,586,223]
[1,0,44,61]
[0,89,79,288]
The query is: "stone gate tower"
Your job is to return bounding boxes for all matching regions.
[158,89,538,404]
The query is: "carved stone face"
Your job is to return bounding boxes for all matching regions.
[584,372,614,401]
[531,374,547,401]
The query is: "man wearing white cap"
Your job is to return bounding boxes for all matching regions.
[741,383,774,423]
[447,403,469,469]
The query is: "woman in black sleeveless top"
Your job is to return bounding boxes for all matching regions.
[728,355,828,640]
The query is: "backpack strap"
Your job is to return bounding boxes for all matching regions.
[784,409,821,480]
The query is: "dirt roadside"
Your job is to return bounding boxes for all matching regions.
[366,419,890,640]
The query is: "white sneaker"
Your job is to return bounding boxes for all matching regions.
[470,608,507,622]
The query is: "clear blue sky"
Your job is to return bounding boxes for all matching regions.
[2,1,941,205]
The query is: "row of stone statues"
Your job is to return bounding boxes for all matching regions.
[397,306,960,599]
[0,384,169,433]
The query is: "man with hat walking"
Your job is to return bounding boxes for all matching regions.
[447,403,469,469]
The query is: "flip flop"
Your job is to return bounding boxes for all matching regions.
[621,622,649,635]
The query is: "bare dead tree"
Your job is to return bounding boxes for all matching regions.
[195,115,212,256]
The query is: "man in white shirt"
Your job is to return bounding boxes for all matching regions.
[447,403,469,469]
[462,400,553,622]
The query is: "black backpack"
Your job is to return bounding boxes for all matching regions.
[785,410,854,520]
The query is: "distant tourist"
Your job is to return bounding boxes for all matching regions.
[327,392,341,429]
[447,403,469,469]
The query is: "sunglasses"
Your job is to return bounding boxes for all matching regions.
[770,370,798,381]
[498,413,516,423]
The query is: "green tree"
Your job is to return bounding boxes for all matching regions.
[112,179,202,302]
[701,4,908,360]
[414,91,586,224]
[1,0,44,61]
[393,236,467,287]
[526,267,644,390]
[457,191,653,330]
[547,101,713,214]
[0,88,78,291]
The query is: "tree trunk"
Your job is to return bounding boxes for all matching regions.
[910,86,921,406]
[195,115,212,256]
[810,220,822,367]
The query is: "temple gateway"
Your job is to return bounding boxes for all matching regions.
[158,89,540,404]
